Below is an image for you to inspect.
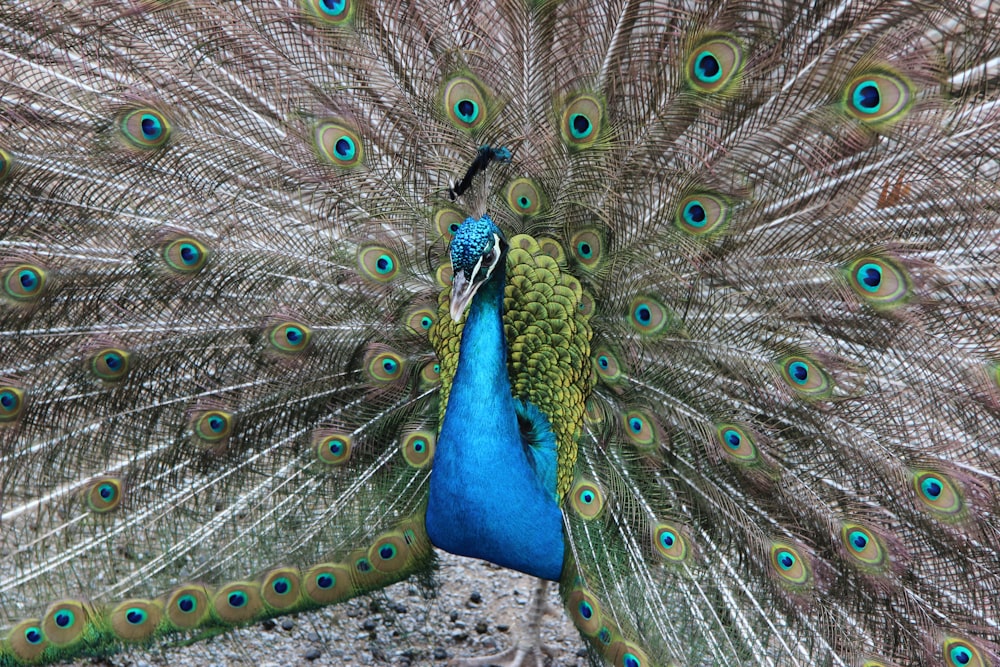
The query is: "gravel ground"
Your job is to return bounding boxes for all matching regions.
[70,551,587,667]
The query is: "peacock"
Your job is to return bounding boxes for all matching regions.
[1,0,998,665]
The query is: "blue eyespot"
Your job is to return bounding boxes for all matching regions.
[852,81,881,114]
[693,51,721,83]
[319,0,346,16]
[140,114,162,140]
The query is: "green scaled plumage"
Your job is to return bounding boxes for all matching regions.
[2,0,1000,666]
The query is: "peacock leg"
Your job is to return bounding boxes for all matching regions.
[449,578,556,667]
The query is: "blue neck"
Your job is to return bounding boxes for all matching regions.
[425,260,565,581]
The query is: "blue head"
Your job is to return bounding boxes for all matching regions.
[449,215,506,321]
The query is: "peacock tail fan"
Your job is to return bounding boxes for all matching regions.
[1,0,999,666]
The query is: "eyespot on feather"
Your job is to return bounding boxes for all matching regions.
[622,410,657,449]
[161,237,209,275]
[3,264,46,303]
[842,69,913,126]
[314,431,352,466]
[302,0,354,25]
[778,355,833,399]
[41,600,90,647]
[566,587,603,636]
[570,479,604,520]
[109,599,163,642]
[303,563,354,604]
[912,470,965,518]
[267,321,312,354]
[6,619,49,662]
[435,208,465,241]
[419,360,441,388]
[561,94,603,149]
[675,193,730,237]
[400,430,435,468]
[212,582,263,624]
[685,35,743,94]
[443,76,488,131]
[119,108,171,149]
[0,385,25,424]
[406,307,436,335]
[570,228,604,270]
[943,637,987,667]
[844,256,911,309]
[84,477,123,513]
[192,410,233,445]
[164,585,211,629]
[367,530,414,573]
[505,178,544,216]
[607,640,651,667]
[839,523,890,572]
[592,347,623,384]
[651,522,691,563]
[364,349,405,383]
[0,147,12,180]
[769,542,811,588]
[89,348,131,382]
[261,567,302,610]
[358,246,399,282]
[715,423,759,464]
[315,121,364,167]
[627,296,677,337]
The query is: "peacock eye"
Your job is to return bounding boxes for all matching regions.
[315,120,364,167]
[4,264,46,302]
[303,0,354,25]
[843,69,913,126]
[560,94,603,149]
[675,193,730,237]
[443,76,488,131]
[715,423,759,464]
[844,256,911,309]
[778,354,833,399]
[943,638,986,667]
[120,108,171,150]
[685,35,743,94]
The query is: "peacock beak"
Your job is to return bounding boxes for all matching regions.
[449,269,479,321]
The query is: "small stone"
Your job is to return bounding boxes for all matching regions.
[260,618,276,631]
[307,631,321,642]
[496,624,510,633]
[469,591,482,604]
[475,621,488,634]
[449,611,460,622]
[302,648,322,661]
[433,647,449,660]
[280,619,294,631]
[452,631,468,642]
[362,618,377,631]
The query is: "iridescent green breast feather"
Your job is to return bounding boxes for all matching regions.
[431,233,594,499]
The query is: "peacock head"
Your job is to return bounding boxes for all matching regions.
[449,214,506,321]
